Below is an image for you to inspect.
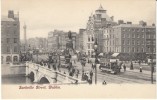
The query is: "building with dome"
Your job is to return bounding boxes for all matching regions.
[84,5,117,57]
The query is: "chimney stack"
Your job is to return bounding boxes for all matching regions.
[8,10,14,18]
[118,20,124,25]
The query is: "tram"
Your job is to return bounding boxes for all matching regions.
[99,58,121,74]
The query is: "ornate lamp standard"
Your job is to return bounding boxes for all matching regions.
[94,38,100,84]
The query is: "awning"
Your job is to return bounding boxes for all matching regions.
[99,53,103,56]
[76,50,80,53]
[112,53,119,57]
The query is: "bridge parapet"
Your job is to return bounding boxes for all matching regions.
[26,62,86,84]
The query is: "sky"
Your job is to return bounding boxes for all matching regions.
[1,0,156,40]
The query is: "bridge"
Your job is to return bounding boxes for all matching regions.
[25,62,85,84]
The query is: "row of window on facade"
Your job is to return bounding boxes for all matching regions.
[1,56,18,63]
[1,23,17,27]
[104,33,155,39]
[104,28,150,33]
[88,36,94,42]
[104,40,145,46]
[6,46,18,53]
[104,47,155,53]
[122,40,145,45]
[4,38,18,43]
[122,28,155,32]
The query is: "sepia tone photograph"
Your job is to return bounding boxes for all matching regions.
[1,0,156,99]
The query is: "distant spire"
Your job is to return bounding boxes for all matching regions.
[98,4,104,10]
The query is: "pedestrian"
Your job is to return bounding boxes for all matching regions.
[123,64,126,71]
[130,61,134,70]
[102,80,107,85]
[76,69,79,78]
[140,66,142,72]
[82,71,85,80]
[90,70,93,81]
[84,73,88,81]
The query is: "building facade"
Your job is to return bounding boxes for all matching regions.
[84,5,117,57]
[27,37,48,52]
[103,21,156,58]
[1,10,20,64]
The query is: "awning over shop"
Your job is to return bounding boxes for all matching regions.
[99,53,103,56]
[112,53,119,57]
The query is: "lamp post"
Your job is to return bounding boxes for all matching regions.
[94,38,98,84]
[150,36,154,84]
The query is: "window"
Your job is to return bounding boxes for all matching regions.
[123,47,126,53]
[153,47,156,53]
[128,47,130,52]
[132,33,135,38]
[91,44,94,49]
[97,14,101,20]
[128,29,131,31]
[141,40,144,45]
[133,29,135,32]
[122,34,125,38]
[132,47,135,52]
[14,30,16,34]
[147,47,150,52]
[122,40,125,45]
[92,37,94,41]
[127,34,130,38]
[137,47,139,52]
[13,23,17,26]
[132,40,135,45]
[6,56,11,62]
[14,38,17,43]
[141,47,144,52]
[141,34,144,38]
[13,56,18,62]
[88,36,90,42]
[14,46,17,52]
[107,41,109,45]
[142,29,145,32]
[127,40,130,45]
[137,29,140,32]
[7,38,10,43]
[137,40,140,45]
[7,46,10,52]
[137,34,140,38]
[88,44,90,49]
[122,28,126,32]
[146,34,150,39]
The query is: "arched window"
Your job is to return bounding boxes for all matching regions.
[6,56,11,62]
[13,56,18,62]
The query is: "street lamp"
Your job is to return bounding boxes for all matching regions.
[94,38,99,84]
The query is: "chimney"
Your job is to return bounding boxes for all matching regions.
[8,10,14,18]
[110,16,114,21]
[127,21,132,24]
[152,23,155,26]
[118,20,124,25]
[139,20,147,26]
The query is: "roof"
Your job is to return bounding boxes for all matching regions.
[97,4,106,11]
[113,24,156,28]
[101,13,112,21]
[1,16,15,21]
